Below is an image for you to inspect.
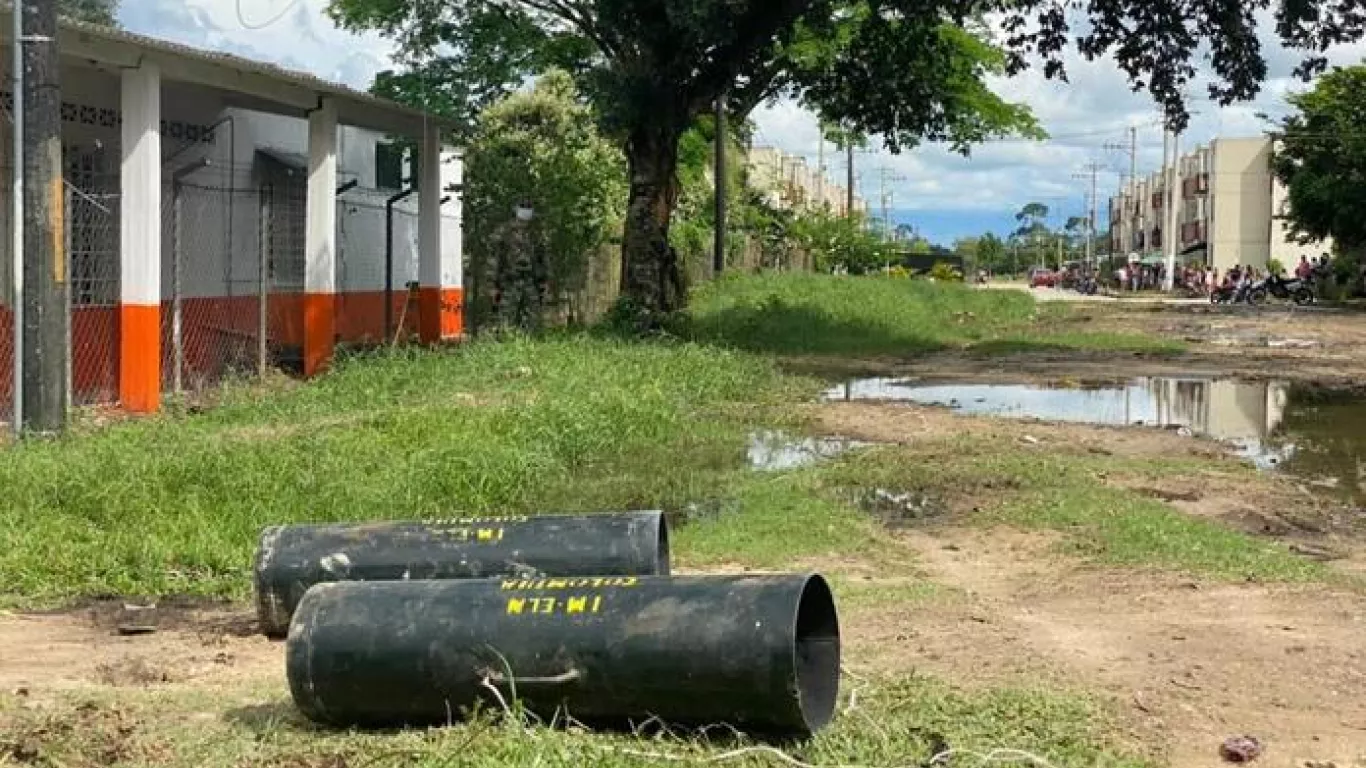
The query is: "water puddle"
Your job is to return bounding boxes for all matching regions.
[746,430,870,472]
[826,377,1366,505]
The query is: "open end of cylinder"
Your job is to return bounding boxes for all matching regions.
[793,574,841,732]
[655,513,672,576]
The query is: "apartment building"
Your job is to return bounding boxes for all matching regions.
[1108,137,1328,272]
[746,145,865,216]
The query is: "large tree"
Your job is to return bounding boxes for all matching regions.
[1272,64,1366,255]
[60,0,119,26]
[331,0,1365,320]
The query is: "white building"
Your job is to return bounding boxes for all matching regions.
[746,145,862,216]
[1108,136,1329,272]
[0,20,463,416]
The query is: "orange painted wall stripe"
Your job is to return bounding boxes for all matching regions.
[119,304,161,413]
[303,293,337,378]
[5,289,455,412]
[419,287,465,344]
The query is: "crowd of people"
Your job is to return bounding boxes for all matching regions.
[1106,254,1335,298]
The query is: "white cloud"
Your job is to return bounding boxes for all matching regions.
[755,18,1366,235]
[119,0,394,89]
[124,2,1366,239]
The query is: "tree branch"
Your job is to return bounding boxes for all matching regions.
[494,0,621,58]
[684,0,815,114]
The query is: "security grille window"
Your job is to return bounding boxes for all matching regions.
[65,149,121,307]
[375,142,405,191]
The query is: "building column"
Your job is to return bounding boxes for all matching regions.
[419,127,463,343]
[119,63,162,413]
[303,98,338,376]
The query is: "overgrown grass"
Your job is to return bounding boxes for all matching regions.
[0,673,1150,768]
[685,273,1179,356]
[0,336,834,604]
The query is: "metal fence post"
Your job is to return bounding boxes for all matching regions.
[171,179,183,394]
[258,185,270,377]
[63,184,71,412]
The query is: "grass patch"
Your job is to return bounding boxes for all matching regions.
[0,673,1149,768]
[995,486,1327,582]
[674,475,887,571]
[0,336,832,605]
[685,273,1179,357]
[816,442,1327,584]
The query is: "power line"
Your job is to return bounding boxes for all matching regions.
[235,0,303,31]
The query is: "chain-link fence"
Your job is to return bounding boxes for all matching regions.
[161,175,266,394]
[337,188,421,346]
[1,155,456,422]
[65,149,121,408]
[0,160,11,431]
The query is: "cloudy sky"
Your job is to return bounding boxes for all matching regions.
[123,0,1366,244]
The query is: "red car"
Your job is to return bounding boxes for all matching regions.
[1030,269,1057,288]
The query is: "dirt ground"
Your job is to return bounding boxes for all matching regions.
[791,303,1366,389]
[820,302,1366,767]
[824,398,1366,767]
[3,302,1365,767]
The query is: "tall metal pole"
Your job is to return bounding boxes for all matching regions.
[880,171,889,237]
[816,131,825,211]
[1088,163,1098,269]
[713,90,726,276]
[21,0,64,433]
[257,185,271,377]
[9,0,23,435]
[1165,131,1181,291]
[1129,127,1138,190]
[171,181,184,393]
[846,141,855,219]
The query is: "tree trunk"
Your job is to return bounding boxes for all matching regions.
[619,128,685,323]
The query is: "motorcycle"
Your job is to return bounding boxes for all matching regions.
[1249,274,1315,306]
[1210,284,1237,304]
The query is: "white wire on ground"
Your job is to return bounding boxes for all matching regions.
[608,745,1060,768]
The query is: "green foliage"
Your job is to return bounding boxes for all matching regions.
[787,209,895,275]
[330,0,1048,316]
[1267,257,1286,276]
[1272,65,1366,254]
[977,232,1008,273]
[463,72,628,328]
[59,0,118,25]
[340,3,595,142]
[930,261,963,282]
[1014,202,1057,268]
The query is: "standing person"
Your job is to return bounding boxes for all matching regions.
[1296,256,1312,280]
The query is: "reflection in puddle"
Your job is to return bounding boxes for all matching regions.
[826,377,1366,506]
[747,430,870,472]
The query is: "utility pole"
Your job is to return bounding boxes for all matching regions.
[21,0,65,433]
[816,131,825,211]
[1104,127,1139,190]
[713,89,727,276]
[1073,163,1105,270]
[846,141,855,218]
[1129,126,1138,190]
[1164,129,1181,291]
[9,0,23,436]
[878,167,905,238]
